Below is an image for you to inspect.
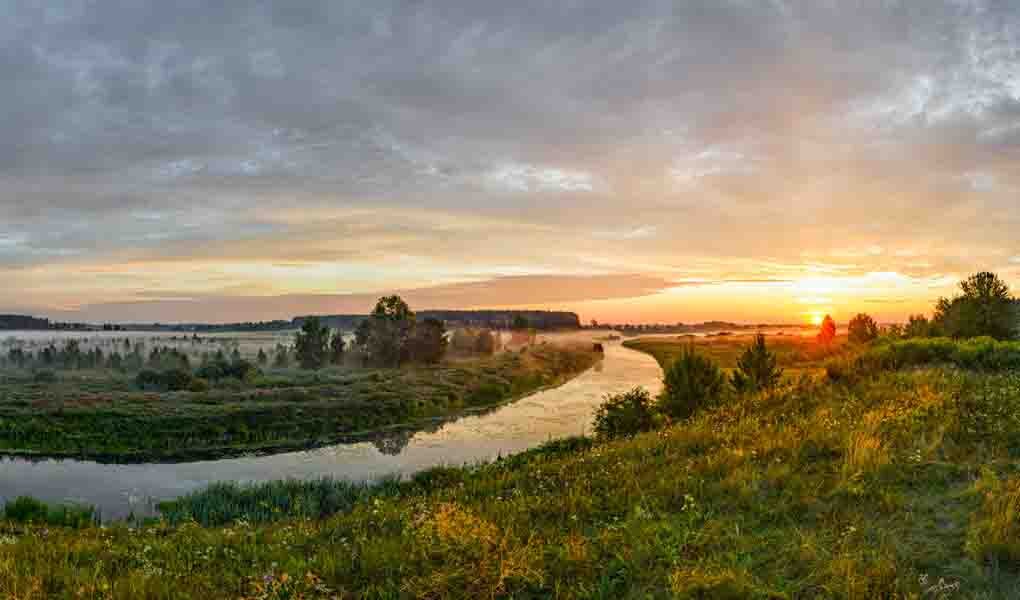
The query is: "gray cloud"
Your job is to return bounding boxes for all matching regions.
[2,1,1019,319]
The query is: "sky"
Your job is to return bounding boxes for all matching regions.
[2,0,1019,324]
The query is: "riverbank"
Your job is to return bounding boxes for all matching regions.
[0,343,599,462]
[4,338,1020,597]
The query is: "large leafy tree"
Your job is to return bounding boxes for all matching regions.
[934,272,1016,340]
[361,295,416,367]
[294,317,330,370]
[731,334,783,393]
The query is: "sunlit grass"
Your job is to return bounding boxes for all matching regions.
[4,339,1020,597]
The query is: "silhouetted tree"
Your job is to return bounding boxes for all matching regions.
[256,348,268,366]
[934,272,1016,340]
[847,313,879,344]
[817,315,837,345]
[904,314,934,338]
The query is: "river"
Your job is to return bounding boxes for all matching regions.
[0,338,662,520]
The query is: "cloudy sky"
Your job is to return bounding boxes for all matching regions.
[2,0,1019,324]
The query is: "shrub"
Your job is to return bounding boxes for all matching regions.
[592,387,657,439]
[3,496,95,528]
[660,346,726,420]
[32,370,57,384]
[731,334,783,393]
[188,377,210,393]
[848,313,879,345]
[135,368,194,391]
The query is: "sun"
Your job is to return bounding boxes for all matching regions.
[808,312,825,326]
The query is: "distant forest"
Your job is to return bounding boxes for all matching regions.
[0,310,581,332]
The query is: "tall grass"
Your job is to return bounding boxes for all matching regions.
[158,477,404,526]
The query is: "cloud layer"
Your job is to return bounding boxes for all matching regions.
[2,1,1019,322]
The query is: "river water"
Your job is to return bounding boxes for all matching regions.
[0,338,662,520]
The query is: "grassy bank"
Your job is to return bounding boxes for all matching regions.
[0,344,598,462]
[4,338,1020,597]
[624,333,847,377]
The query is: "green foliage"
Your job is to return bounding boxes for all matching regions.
[511,314,530,330]
[0,344,597,461]
[294,316,331,370]
[934,271,1016,340]
[359,295,417,367]
[135,368,193,391]
[817,314,837,345]
[660,345,726,419]
[730,334,783,393]
[592,387,658,439]
[856,337,1020,372]
[3,496,95,528]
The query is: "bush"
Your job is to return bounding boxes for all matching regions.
[592,387,657,439]
[731,334,783,393]
[135,368,194,392]
[32,370,57,384]
[660,346,726,420]
[848,313,879,345]
[3,496,95,528]
[188,377,210,393]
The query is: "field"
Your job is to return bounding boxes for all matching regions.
[0,342,599,462]
[624,332,847,377]
[4,336,1020,597]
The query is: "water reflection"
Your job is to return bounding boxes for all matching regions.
[0,340,661,520]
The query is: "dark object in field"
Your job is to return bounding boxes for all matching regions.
[593,343,604,353]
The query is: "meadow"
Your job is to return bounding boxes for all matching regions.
[4,335,1020,597]
[0,342,599,462]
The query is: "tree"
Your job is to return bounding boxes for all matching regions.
[294,317,330,370]
[273,346,291,369]
[817,315,837,345]
[660,346,726,420]
[904,314,934,338]
[593,387,656,439]
[731,334,783,393]
[407,318,448,364]
[360,296,416,367]
[934,272,1016,340]
[847,313,879,345]
[256,348,268,366]
[329,330,346,365]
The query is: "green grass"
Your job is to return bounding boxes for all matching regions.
[624,333,847,378]
[0,344,598,462]
[6,339,1020,597]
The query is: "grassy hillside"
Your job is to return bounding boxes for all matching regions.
[0,343,598,462]
[3,337,1020,597]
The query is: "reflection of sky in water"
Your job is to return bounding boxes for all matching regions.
[0,338,662,519]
